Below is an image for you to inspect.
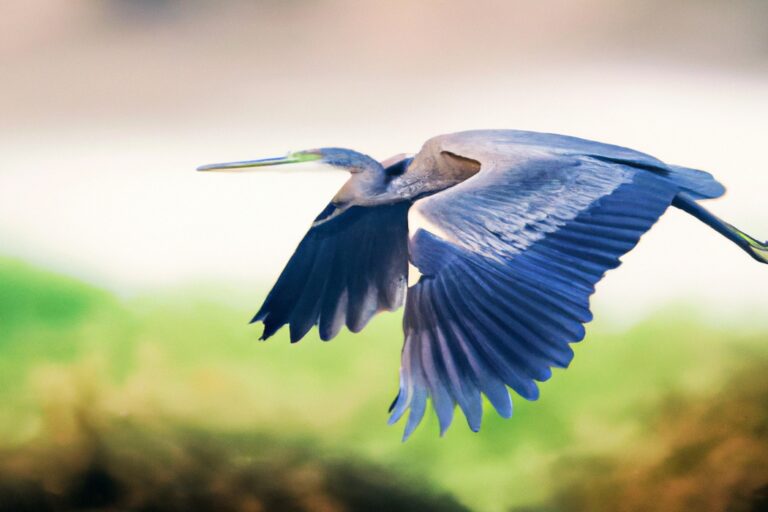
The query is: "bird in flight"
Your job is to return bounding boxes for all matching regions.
[198,130,766,440]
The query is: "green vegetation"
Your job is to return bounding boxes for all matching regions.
[0,257,766,511]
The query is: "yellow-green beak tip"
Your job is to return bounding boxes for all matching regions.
[196,151,323,172]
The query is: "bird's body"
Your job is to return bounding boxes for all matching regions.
[199,130,767,439]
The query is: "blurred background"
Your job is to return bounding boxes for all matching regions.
[1,1,767,510]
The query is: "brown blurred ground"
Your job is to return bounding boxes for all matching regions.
[522,357,768,512]
[0,414,469,512]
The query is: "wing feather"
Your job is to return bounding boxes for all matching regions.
[255,202,410,342]
[391,150,680,438]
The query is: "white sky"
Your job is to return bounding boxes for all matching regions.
[1,1,767,325]
[1,64,766,325]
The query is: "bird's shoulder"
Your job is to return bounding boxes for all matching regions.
[426,129,666,172]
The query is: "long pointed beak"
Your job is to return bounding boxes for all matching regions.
[196,151,322,172]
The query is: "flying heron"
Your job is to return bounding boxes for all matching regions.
[198,130,766,440]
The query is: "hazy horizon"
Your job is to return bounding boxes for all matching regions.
[2,1,767,319]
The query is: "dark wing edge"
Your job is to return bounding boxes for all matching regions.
[389,170,679,440]
[254,201,410,342]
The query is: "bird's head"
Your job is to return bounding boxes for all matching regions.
[198,147,406,207]
[197,147,382,175]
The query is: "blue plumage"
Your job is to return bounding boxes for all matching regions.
[254,202,410,342]
[391,171,679,438]
[198,129,763,440]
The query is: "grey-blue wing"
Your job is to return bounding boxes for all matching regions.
[254,154,414,343]
[388,143,715,439]
[254,202,410,342]
[431,130,723,200]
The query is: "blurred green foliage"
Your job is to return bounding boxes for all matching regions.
[0,257,766,511]
[0,259,109,338]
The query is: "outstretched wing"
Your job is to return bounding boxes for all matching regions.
[389,139,682,439]
[254,201,410,342]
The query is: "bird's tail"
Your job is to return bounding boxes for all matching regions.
[673,193,767,264]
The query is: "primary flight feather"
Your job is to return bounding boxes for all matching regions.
[199,130,766,440]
